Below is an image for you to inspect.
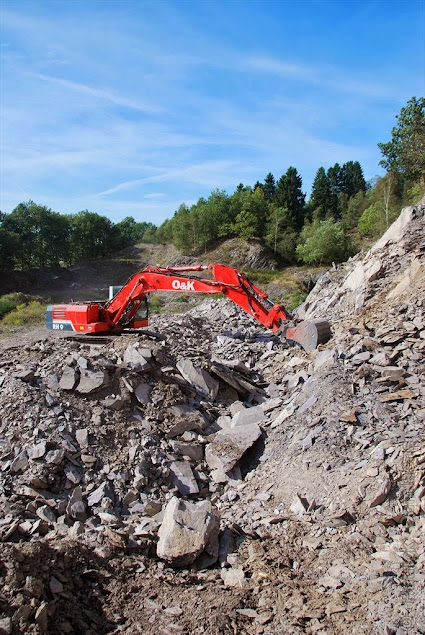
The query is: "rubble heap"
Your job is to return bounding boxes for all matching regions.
[0,200,424,635]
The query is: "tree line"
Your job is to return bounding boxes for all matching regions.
[157,160,368,264]
[1,97,423,271]
[0,207,156,271]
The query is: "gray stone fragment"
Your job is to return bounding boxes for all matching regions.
[64,463,83,484]
[35,602,48,631]
[231,405,265,428]
[76,369,108,394]
[135,382,151,405]
[45,449,65,465]
[59,366,79,391]
[368,477,392,508]
[301,433,313,451]
[36,505,57,524]
[313,349,337,372]
[28,441,47,460]
[370,352,390,366]
[290,494,308,516]
[351,351,372,364]
[101,396,125,410]
[177,358,219,400]
[0,617,12,634]
[66,486,86,521]
[75,428,89,449]
[87,481,115,506]
[49,576,64,594]
[157,496,219,566]
[46,373,59,391]
[171,441,204,462]
[69,521,85,537]
[11,449,28,473]
[13,368,35,382]
[380,366,405,381]
[298,395,317,415]
[205,423,262,473]
[169,461,199,495]
[221,567,247,588]
[123,345,152,371]
[77,356,88,369]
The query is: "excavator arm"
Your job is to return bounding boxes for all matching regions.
[46,263,331,351]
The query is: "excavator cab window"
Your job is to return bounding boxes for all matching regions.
[135,297,148,320]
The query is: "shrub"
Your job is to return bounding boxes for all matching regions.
[0,292,39,320]
[1,300,45,327]
[357,203,386,237]
[0,299,16,319]
[296,219,351,265]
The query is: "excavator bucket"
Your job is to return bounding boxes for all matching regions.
[284,319,332,352]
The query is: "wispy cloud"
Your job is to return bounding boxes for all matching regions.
[1,1,422,223]
[246,54,393,99]
[33,73,163,114]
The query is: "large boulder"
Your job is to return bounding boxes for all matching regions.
[157,497,219,567]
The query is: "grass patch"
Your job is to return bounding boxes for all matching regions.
[245,269,280,286]
[174,294,190,303]
[148,295,162,314]
[0,299,16,319]
[0,293,46,330]
[285,289,309,311]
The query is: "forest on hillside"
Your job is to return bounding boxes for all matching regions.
[1,97,423,272]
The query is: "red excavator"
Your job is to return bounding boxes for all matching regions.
[46,263,331,352]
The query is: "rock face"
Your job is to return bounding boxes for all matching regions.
[0,200,424,634]
[156,497,219,566]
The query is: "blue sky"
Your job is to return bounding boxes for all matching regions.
[1,0,424,226]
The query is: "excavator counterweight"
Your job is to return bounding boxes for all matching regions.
[46,263,331,352]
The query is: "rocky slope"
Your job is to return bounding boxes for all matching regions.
[0,199,424,635]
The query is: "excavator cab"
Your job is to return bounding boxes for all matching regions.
[118,296,149,329]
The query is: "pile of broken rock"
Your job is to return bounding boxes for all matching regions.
[0,199,424,635]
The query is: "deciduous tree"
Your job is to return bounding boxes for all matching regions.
[378,96,425,183]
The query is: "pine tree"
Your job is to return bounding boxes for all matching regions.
[340,161,367,198]
[310,167,333,219]
[263,173,276,201]
[274,167,306,231]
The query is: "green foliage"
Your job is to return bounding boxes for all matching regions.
[310,161,367,222]
[264,204,297,262]
[1,300,45,327]
[296,219,351,265]
[115,217,157,248]
[263,173,276,201]
[1,201,71,269]
[286,288,308,311]
[406,182,425,205]
[148,295,162,313]
[378,96,425,183]
[274,167,306,231]
[70,210,118,261]
[0,299,16,319]
[310,167,333,219]
[0,202,159,271]
[341,190,369,230]
[358,203,386,237]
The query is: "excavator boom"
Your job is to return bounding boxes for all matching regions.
[46,263,331,351]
